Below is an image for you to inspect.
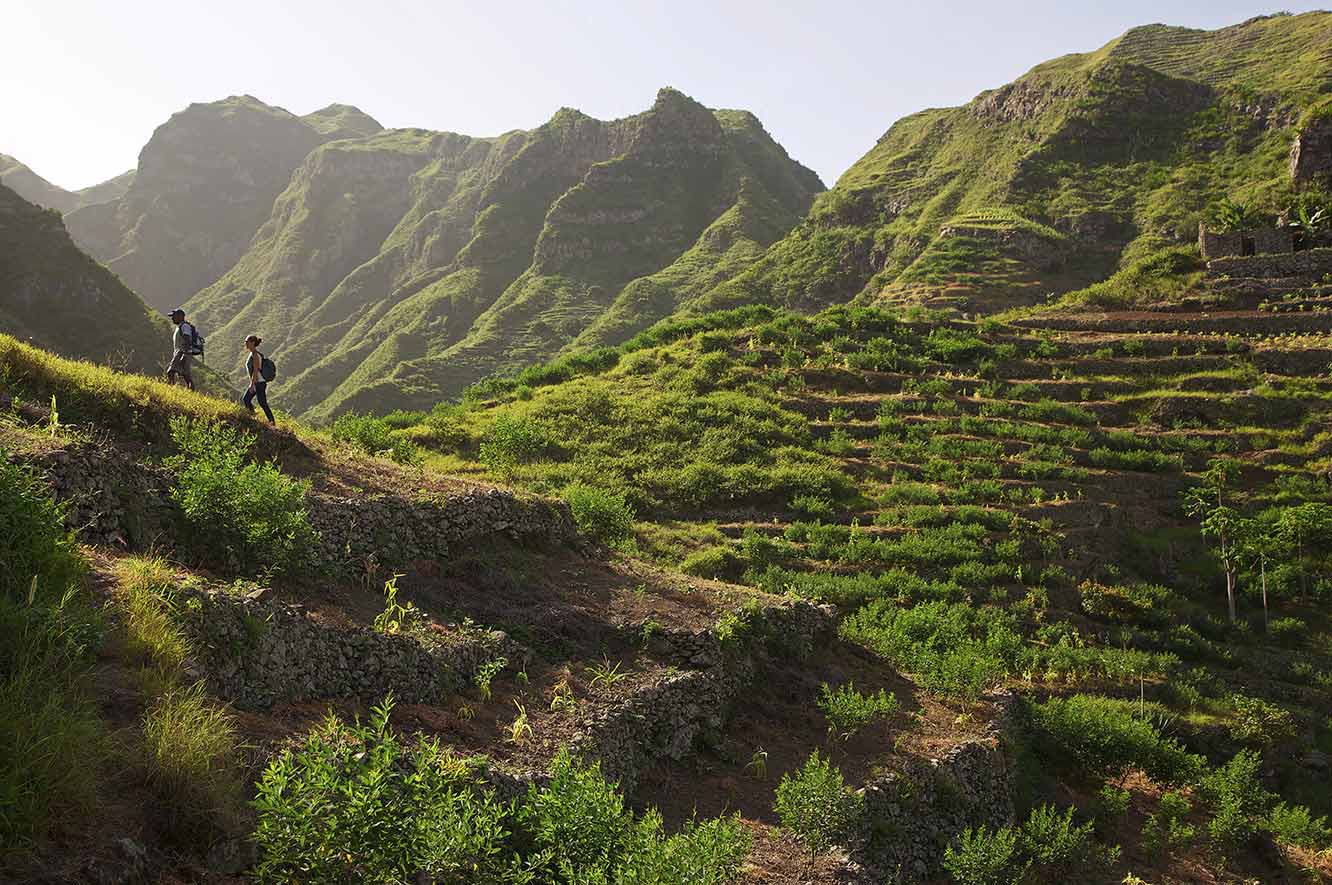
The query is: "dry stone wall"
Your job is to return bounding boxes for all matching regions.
[174,585,527,709]
[574,599,835,793]
[1206,246,1332,278]
[12,440,579,574]
[850,691,1021,883]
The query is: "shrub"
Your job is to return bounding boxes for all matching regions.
[0,456,84,599]
[141,683,245,841]
[329,411,420,464]
[254,699,749,882]
[1267,616,1307,641]
[1226,694,1296,747]
[254,697,517,882]
[1028,695,1202,784]
[817,682,898,739]
[1141,791,1195,858]
[0,452,105,853]
[1198,749,1273,850]
[1018,803,1111,879]
[1267,802,1332,850]
[478,415,547,474]
[773,751,863,865]
[165,417,316,575]
[942,824,1024,885]
[839,600,1020,697]
[563,483,635,549]
[680,545,745,580]
[1092,784,1131,834]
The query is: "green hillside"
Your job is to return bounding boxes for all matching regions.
[706,11,1332,314]
[184,89,821,418]
[0,182,166,373]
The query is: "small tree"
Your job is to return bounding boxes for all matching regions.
[1184,458,1244,622]
[773,751,862,867]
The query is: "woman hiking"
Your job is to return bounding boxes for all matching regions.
[242,335,276,425]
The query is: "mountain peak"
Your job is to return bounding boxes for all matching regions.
[302,104,384,139]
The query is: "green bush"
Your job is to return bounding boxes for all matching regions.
[817,682,898,739]
[1028,694,1203,784]
[1267,802,1332,850]
[1018,803,1112,879]
[942,824,1024,885]
[253,698,749,883]
[329,411,420,465]
[1226,694,1296,747]
[562,483,635,550]
[839,600,1021,697]
[1199,749,1272,850]
[165,417,316,576]
[478,415,548,474]
[680,545,745,581]
[0,456,84,599]
[773,751,863,865]
[942,803,1116,885]
[0,454,102,851]
[253,697,518,882]
[1141,791,1195,858]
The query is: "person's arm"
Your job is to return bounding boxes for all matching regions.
[248,354,260,391]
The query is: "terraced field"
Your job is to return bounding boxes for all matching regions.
[395,272,1332,881]
[4,257,1332,883]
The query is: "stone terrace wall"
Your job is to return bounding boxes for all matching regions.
[1206,246,1332,278]
[851,691,1021,883]
[176,586,527,710]
[12,440,579,573]
[573,599,836,793]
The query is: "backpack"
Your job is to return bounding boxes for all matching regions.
[259,354,277,382]
[181,322,205,357]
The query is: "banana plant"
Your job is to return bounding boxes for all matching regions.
[1210,197,1257,232]
[1287,203,1327,239]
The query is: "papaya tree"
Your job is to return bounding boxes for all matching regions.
[1184,459,1244,622]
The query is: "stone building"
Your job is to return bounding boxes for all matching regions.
[1198,222,1329,261]
[1200,223,1291,260]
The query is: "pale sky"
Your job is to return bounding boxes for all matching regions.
[3,0,1327,191]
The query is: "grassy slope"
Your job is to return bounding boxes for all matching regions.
[707,11,1332,313]
[0,184,168,374]
[386,292,1332,881]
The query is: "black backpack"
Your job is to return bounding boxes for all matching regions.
[259,354,277,382]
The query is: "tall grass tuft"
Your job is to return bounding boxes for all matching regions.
[141,683,244,842]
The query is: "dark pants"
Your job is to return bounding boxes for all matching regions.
[244,382,275,424]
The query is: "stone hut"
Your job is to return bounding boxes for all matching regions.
[1198,223,1299,261]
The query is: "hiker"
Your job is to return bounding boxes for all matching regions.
[166,308,197,390]
[242,335,276,425]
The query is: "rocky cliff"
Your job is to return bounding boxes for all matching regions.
[65,96,382,313]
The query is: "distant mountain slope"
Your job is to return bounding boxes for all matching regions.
[0,183,166,373]
[181,88,820,417]
[706,11,1332,314]
[0,154,133,214]
[65,96,382,313]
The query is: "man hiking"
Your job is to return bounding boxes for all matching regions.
[243,334,277,425]
[166,308,197,390]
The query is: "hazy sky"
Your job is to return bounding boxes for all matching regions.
[4,0,1327,191]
